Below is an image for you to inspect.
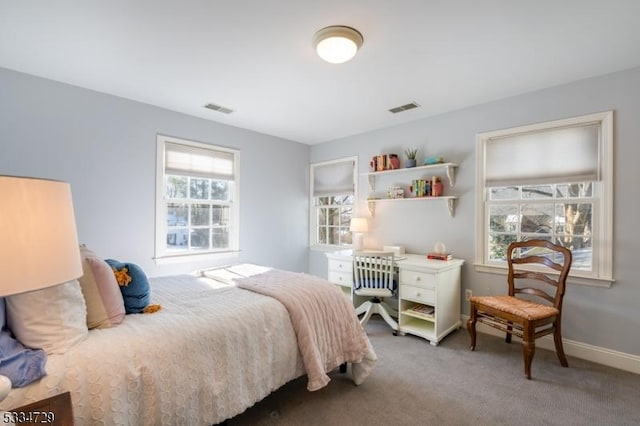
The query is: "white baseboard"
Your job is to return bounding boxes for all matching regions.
[461,315,640,375]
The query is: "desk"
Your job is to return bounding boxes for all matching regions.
[326,250,464,345]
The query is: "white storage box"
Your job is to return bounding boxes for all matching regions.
[383,245,405,256]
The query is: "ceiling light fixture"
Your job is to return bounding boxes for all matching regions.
[313,25,363,64]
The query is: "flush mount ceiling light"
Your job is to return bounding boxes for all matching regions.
[313,25,363,64]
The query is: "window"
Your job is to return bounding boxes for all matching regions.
[155,135,239,261]
[475,111,613,286]
[310,157,357,248]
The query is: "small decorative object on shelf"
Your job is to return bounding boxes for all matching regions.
[370,154,400,171]
[404,148,418,168]
[424,156,444,165]
[432,177,443,196]
[387,186,404,199]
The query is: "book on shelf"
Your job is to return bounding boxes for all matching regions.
[427,252,453,261]
[410,304,434,316]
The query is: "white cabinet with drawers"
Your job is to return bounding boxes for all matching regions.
[397,257,464,345]
[326,253,353,299]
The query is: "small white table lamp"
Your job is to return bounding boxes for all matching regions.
[0,176,83,401]
[350,217,368,251]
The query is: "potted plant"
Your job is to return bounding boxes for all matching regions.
[404,148,418,168]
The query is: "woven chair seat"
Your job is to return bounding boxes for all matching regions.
[355,287,393,298]
[472,295,559,321]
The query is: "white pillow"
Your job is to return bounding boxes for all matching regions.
[6,280,88,355]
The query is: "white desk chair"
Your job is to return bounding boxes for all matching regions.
[353,251,398,333]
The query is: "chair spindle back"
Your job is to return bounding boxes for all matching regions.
[353,252,395,291]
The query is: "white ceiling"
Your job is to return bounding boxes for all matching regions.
[2,1,640,145]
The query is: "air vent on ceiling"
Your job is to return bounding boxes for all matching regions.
[388,102,420,114]
[204,103,234,114]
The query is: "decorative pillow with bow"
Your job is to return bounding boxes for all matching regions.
[105,259,161,314]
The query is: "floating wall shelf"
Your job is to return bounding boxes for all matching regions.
[366,196,457,217]
[361,162,459,217]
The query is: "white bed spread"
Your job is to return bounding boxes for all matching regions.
[0,275,306,425]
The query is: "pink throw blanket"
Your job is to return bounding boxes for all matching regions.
[235,269,372,391]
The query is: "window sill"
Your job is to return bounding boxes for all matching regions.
[310,244,352,253]
[154,250,240,265]
[473,263,614,288]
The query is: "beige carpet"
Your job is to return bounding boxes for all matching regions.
[229,317,640,425]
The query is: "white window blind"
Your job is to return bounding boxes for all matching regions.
[165,142,235,180]
[475,110,614,286]
[312,159,355,197]
[485,123,600,187]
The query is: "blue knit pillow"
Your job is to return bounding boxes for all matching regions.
[104,260,151,314]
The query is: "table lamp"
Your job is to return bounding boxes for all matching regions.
[350,217,368,251]
[0,176,82,401]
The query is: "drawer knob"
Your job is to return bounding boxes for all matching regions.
[417,292,421,296]
[338,276,343,281]
[416,276,421,281]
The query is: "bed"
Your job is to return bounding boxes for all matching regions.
[0,265,376,425]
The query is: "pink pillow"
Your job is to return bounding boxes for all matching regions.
[78,245,125,329]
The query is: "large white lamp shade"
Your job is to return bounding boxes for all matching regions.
[0,176,82,295]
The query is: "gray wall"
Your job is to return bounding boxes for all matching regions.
[3,65,639,357]
[0,68,310,276]
[310,67,640,357]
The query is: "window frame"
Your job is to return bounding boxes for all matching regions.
[309,156,358,250]
[155,135,240,263]
[475,111,613,287]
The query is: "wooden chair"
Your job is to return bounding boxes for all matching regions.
[467,239,572,379]
[353,251,398,332]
